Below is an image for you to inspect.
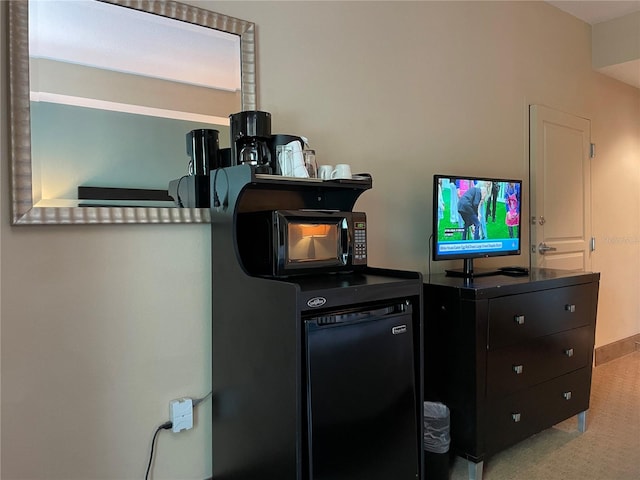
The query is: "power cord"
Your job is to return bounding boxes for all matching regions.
[212,168,229,211]
[427,233,433,280]
[175,175,188,208]
[145,421,172,480]
[193,390,212,408]
[144,391,212,479]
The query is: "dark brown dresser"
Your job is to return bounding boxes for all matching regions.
[423,269,600,480]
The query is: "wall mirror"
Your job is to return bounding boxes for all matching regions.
[8,0,256,225]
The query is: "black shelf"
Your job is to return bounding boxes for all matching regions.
[170,165,373,210]
[212,165,372,217]
[210,166,423,479]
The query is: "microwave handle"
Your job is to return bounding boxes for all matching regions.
[340,218,349,265]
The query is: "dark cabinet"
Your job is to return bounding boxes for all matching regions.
[423,270,600,479]
[210,165,423,479]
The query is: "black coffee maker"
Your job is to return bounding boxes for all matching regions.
[230,110,272,174]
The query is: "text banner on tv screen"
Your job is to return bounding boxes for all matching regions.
[437,239,520,256]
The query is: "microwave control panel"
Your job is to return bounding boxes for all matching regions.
[352,218,367,265]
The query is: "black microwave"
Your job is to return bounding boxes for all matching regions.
[236,210,367,277]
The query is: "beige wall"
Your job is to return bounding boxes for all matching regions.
[31,58,240,117]
[592,11,640,68]
[1,1,638,479]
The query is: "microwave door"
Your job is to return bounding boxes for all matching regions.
[286,220,343,269]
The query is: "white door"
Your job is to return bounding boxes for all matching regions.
[529,105,592,271]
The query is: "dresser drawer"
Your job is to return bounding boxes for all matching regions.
[485,367,591,456]
[486,326,594,398]
[488,284,593,349]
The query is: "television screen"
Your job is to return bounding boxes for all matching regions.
[433,175,522,265]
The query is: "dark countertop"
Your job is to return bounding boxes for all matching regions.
[425,268,600,299]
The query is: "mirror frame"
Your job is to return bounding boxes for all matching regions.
[8,0,256,225]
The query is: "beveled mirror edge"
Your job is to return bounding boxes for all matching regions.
[8,0,257,225]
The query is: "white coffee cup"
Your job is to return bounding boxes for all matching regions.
[318,165,333,180]
[331,164,352,179]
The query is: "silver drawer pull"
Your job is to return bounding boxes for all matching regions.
[513,364,524,374]
[512,413,522,422]
[514,315,525,325]
[565,304,576,313]
[564,348,574,357]
[563,391,572,400]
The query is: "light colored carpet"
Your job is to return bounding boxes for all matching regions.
[448,351,640,480]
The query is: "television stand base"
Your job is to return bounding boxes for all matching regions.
[445,267,500,279]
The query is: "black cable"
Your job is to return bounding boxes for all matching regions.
[145,421,172,480]
[427,233,434,280]
[212,168,221,208]
[175,175,188,208]
[212,168,229,210]
[143,392,211,479]
[193,390,212,408]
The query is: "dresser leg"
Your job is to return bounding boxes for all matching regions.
[578,410,587,432]
[468,459,484,480]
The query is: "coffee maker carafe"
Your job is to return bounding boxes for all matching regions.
[230,111,272,174]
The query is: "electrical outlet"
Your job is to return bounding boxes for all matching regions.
[170,398,193,433]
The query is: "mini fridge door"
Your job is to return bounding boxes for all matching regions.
[304,302,419,480]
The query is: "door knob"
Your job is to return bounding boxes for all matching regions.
[538,243,557,254]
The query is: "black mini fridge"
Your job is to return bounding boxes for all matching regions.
[304,302,419,480]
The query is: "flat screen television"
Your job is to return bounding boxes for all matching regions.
[433,174,523,278]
